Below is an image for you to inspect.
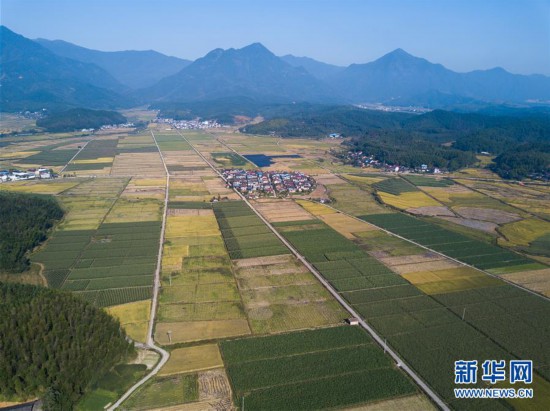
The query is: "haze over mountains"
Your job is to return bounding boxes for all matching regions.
[2,26,550,113]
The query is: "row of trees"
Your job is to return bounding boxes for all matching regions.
[0,282,134,409]
[0,192,64,272]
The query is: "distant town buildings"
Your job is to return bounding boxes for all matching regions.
[344,150,445,174]
[0,168,54,182]
[221,169,315,197]
[154,117,226,130]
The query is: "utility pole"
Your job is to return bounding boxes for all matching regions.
[462,307,466,321]
[167,330,172,344]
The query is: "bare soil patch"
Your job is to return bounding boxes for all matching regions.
[455,207,521,224]
[406,206,455,217]
[391,259,462,274]
[380,252,444,267]
[439,216,498,233]
[314,173,345,185]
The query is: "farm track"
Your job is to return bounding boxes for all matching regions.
[175,130,450,411]
[107,130,170,411]
[59,135,97,173]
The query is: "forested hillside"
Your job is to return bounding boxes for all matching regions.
[0,282,134,409]
[37,108,127,132]
[0,192,64,272]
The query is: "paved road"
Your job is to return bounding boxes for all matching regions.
[176,130,450,411]
[107,130,170,410]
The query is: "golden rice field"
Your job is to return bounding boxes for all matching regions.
[104,197,163,223]
[0,180,81,194]
[402,267,501,295]
[318,212,376,239]
[378,191,441,210]
[154,320,251,344]
[73,157,114,164]
[498,218,550,247]
[106,300,151,343]
[111,153,165,176]
[295,199,336,216]
[343,174,387,185]
[158,344,223,376]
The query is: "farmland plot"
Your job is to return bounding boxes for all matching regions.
[220,326,417,410]
[275,215,550,408]
[156,203,250,345]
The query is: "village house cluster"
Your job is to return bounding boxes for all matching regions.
[221,169,315,197]
[153,117,225,130]
[344,150,442,174]
[0,168,54,182]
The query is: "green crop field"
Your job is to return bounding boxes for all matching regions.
[373,178,419,195]
[213,201,288,259]
[275,216,550,408]
[361,213,537,271]
[32,221,160,306]
[404,175,454,187]
[220,326,417,410]
[211,152,248,167]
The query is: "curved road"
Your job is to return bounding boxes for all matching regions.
[107,130,170,410]
[176,130,450,411]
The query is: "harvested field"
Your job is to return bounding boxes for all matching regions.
[318,212,376,239]
[251,199,315,222]
[455,207,521,224]
[406,206,454,217]
[233,254,294,268]
[438,216,498,233]
[155,320,251,344]
[122,177,166,200]
[159,345,223,376]
[314,173,345,185]
[198,369,232,402]
[295,199,336,216]
[501,268,550,298]
[390,259,462,275]
[346,394,436,411]
[379,252,445,267]
[234,254,346,333]
[111,153,165,176]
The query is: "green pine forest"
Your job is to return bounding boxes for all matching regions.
[0,282,134,409]
[0,191,64,272]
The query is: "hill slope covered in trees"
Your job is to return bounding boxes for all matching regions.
[0,192,64,272]
[0,282,134,409]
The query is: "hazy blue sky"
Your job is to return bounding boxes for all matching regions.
[2,0,550,75]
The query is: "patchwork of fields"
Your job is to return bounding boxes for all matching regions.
[276,207,550,409]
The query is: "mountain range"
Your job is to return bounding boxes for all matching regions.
[1,25,550,113]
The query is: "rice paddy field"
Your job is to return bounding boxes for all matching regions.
[155,202,250,345]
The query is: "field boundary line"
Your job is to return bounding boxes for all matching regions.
[316,200,550,304]
[107,130,170,410]
[175,129,450,411]
[59,136,96,173]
